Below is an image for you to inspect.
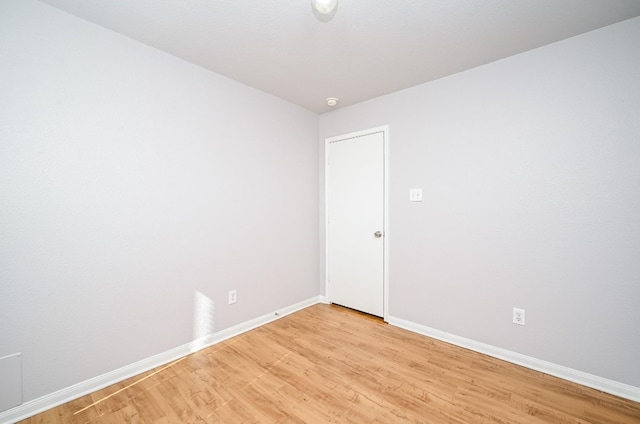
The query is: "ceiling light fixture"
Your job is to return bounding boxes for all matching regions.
[326,97,339,107]
[311,0,338,22]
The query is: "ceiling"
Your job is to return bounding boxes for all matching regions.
[38,0,640,114]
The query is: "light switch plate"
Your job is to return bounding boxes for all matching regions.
[409,188,423,202]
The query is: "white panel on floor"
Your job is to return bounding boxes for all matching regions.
[0,353,22,412]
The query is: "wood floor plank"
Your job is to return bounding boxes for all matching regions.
[19,304,640,423]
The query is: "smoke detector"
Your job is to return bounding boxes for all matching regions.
[326,97,339,107]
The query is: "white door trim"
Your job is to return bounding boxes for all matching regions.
[324,125,389,321]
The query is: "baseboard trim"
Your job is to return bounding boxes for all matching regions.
[0,296,324,424]
[190,295,324,352]
[387,315,640,403]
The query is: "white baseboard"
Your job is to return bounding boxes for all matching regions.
[0,296,324,424]
[387,315,640,403]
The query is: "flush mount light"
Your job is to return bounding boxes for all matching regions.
[326,97,339,107]
[311,0,338,22]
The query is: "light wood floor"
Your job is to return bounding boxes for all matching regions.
[22,304,640,423]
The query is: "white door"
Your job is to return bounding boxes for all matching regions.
[326,127,387,317]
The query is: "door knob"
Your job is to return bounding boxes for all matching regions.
[374,231,383,238]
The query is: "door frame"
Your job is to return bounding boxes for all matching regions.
[324,125,389,321]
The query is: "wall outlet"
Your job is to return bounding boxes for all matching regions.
[228,289,237,305]
[513,307,525,326]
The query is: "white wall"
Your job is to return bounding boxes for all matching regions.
[1,0,638,414]
[0,0,318,404]
[319,17,640,387]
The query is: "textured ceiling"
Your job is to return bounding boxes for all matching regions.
[38,0,640,113]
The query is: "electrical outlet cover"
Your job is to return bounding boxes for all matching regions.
[228,290,237,305]
[513,307,525,326]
